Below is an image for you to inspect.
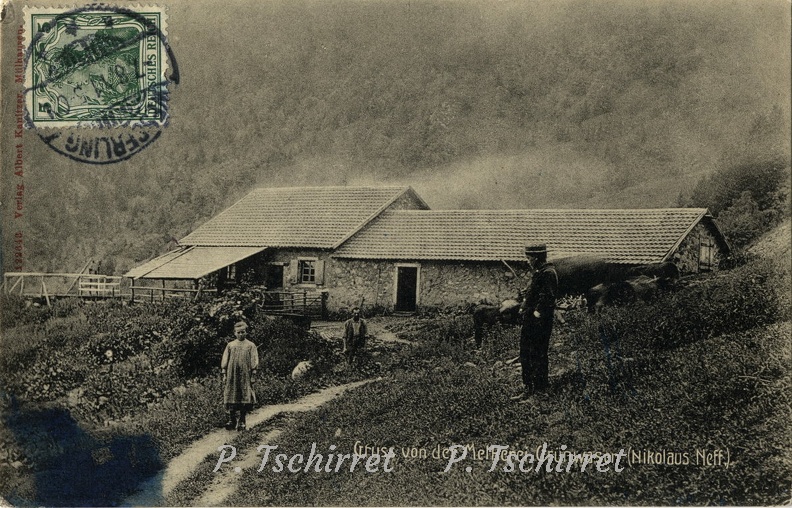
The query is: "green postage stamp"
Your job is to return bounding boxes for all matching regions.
[24,6,169,127]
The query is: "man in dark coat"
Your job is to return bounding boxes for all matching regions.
[343,307,368,365]
[513,243,558,401]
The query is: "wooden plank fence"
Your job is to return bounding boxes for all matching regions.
[2,272,122,302]
[3,272,325,317]
[258,289,328,318]
[129,285,217,303]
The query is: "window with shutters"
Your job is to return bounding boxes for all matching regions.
[699,237,715,271]
[291,257,324,286]
[299,260,316,283]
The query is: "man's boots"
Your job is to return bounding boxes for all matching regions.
[225,411,237,430]
[510,384,535,402]
[237,411,247,431]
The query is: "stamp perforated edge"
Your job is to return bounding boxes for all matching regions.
[22,3,170,129]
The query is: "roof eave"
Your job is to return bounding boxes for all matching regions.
[125,246,195,279]
[660,208,714,262]
[702,213,732,255]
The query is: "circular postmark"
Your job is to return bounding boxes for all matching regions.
[22,4,179,164]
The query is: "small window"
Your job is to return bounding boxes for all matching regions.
[299,260,316,283]
[226,264,237,281]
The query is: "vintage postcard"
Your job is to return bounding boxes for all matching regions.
[1,0,790,505]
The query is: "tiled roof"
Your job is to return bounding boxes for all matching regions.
[125,246,267,279]
[180,186,424,248]
[334,208,714,264]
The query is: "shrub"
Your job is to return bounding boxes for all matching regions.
[50,298,84,319]
[717,191,784,248]
[0,294,51,329]
[584,259,782,352]
[688,157,789,216]
[687,157,790,247]
[164,323,227,378]
[249,316,335,377]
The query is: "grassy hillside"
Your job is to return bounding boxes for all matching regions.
[224,261,790,505]
[750,218,792,313]
[4,0,790,273]
[0,242,789,504]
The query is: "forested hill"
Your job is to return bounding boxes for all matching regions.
[8,0,791,273]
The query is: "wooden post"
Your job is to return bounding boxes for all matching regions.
[8,276,22,294]
[303,290,307,314]
[64,273,83,296]
[161,279,166,301]
[41,277,51,307]
[150,288,154,303]
[20,276,24,296]
[501,259,520,279]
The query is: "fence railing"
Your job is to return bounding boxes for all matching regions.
[3,273,326,317]
[2,272,123,303]
[258,289,328,318]
[78,276,122,298]
[129,285,217,303]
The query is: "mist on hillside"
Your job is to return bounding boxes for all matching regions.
[3,0,790,272]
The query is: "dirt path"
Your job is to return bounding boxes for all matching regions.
[193,428,283,507]
[123,379,377,506]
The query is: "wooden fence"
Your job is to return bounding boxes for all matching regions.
[129,285,217,302]
[2,272,122,304]
[2,273,326,317]
[258,289,328,318]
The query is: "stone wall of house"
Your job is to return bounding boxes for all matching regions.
[672,221,725,274]
[324,258,532,312]
[324,258,395,311]
[243,251,534,312]
[419,261,532,308]
[241,248,332,289]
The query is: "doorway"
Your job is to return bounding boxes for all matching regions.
[264,264,285,308]
[395,265,419,312]
[264,264,284,290]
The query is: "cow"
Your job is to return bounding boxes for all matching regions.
[555,257,679,294]
[468,257,679,337]
[470,296,523,347]
[586,275,662,312]
[552,256,679,312]
[627,262,680,289]
[554,256,630,296]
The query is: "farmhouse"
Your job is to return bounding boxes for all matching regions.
[124,186,429,312]
[125,186,729,313]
